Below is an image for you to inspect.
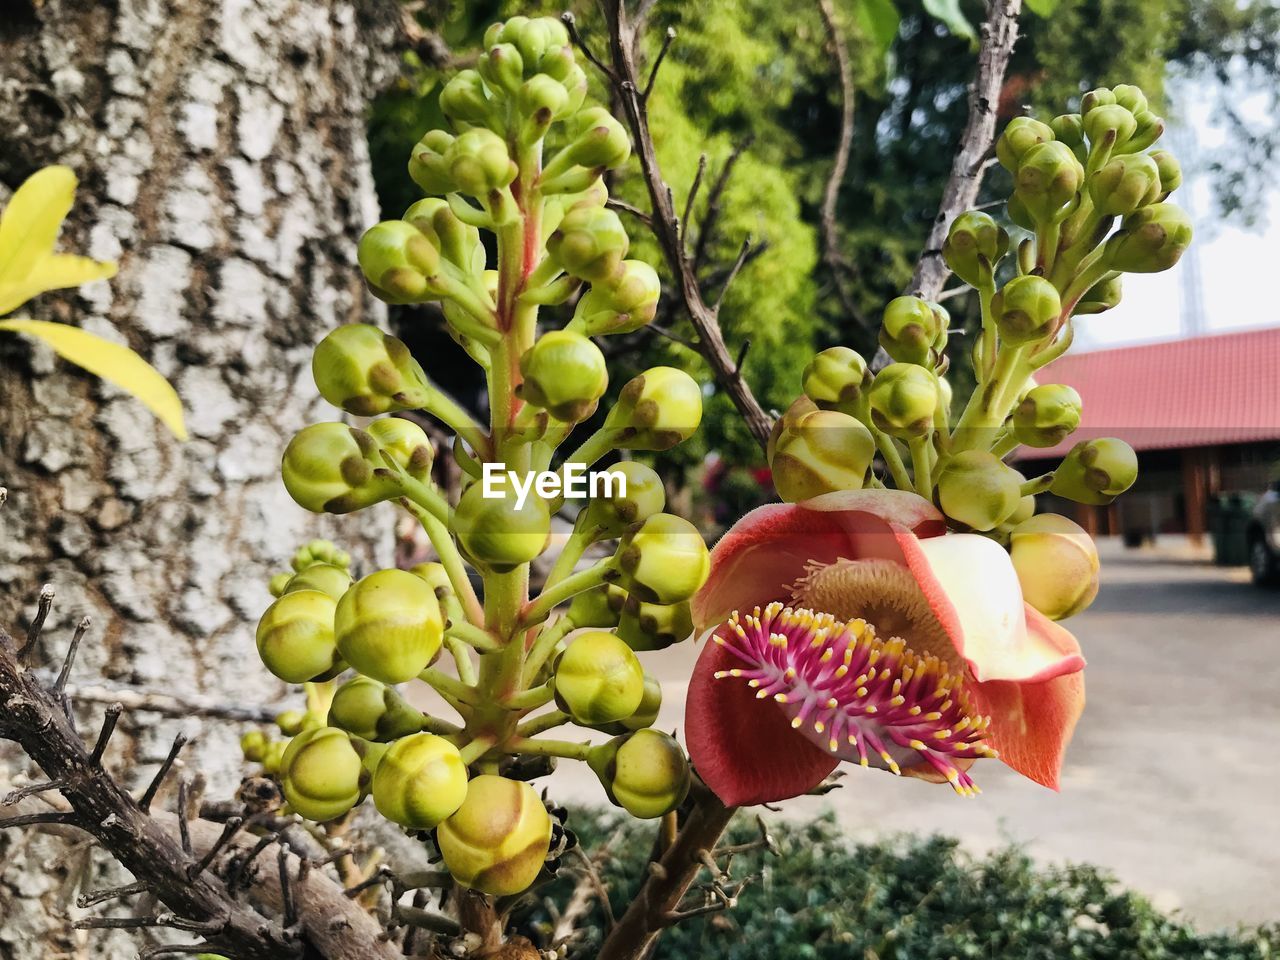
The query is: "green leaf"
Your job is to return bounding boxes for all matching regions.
[922,0,977,42]
[854,0,901,53]
[0,319,188,440]
[1023,0,1062,15]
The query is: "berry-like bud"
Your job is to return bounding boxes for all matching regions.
[241,730,268,763]
[1050,113,1087,160]
[279,727,365,823]
[403,198,486,274]
[292,539,351,572]
[329,676,424,742]
[570,259,661,335]
[616,596,694,652]
[372,733,468,830]
[1010,513,1100,620]
[1149,150,1182,197]
[588,730,690,819]
[1105,203,1192,273]
[1014,141,1084,223]
[312,325,433,417]
[1088,153,1161,216]
[518,330,608,422]
[497,16,571,72]
[437,775,552,896]
[1083,103,1137,150]
[454,481,551,572]
[447,129,518,196]
[1051,437,1139,505]
[605,367,703,450]
[878,295,946,366]
[942,212,1010,288]
[357,220,444,304]
[1012,384,1082,448]
[1111,84,1148,115]
[1075,275,1123,315]
[567,585,625,629]
[867,363,939,439]
[439,69,493,126]
[937,450,1023,531]
[283,563,352,602]
[282,423,400,514]
[409,129,457,195]
[256,590,342,683]
[269,572,292,597]
[581,461,666,538]
[768,405,876,503]
[991,275,1062,345]
[561,106,632,170]
[367,417,435,482]
[1080,87,1116,113]
[261,740,288,775]
[554,630,645,724]
[1122,110,1165,154]
[996,116,1055,172]
[802,346,871,416]
[275,710,307,736]
[546,204,629,283]
[335,569,444,684]
[478,42,525,95]
[616,513,710,604]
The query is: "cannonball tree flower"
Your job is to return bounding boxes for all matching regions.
[685,490,1085,806]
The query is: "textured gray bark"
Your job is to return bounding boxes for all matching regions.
[0,0,399,954]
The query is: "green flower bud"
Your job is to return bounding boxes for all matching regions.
[581,461,666,538]
[446,128,518,197]
[588,730,690,819]
[1006,193,1036,231]
[357,220,444,304]
[439,69,493,126]
[518,330,609,422]
[284,563,355,601]
[768,406,876,503]
[329,676,424,742]
[1050,113,1087,159]
[437,775,552,896]
[996,116,1055,172]
[1083,104,1137,150]
[403,198,485,274]
[282,423,399,514]
[1013,384,1082,448]
[1105,203,1193,273]
[1075,274,1123,315]
[275,710,306,736]
[1051,437,1139,505]
[335,569,444,684]
[991,275,1062,345]
[454,481,552,572]
[268,572,291,597]
[1121,110,1165,154]
[1149,150,1182,197]
[367,417,435,482]
[942,211,1010,288]
[261,740,288,775]
[878,295,945,366]
[802,346,871,416]
[616,513,710,604]
[1111,84,1148,114]
[256,590,342,683]
[1010,513,1100,620]
[408,129,457,195]
[570,259,661,335]
[546,204,629,283]
[554,630,645,724]
[500,15,571,71]
[605,367,703,450]
[1088,153,1161,216]
[517,74,570,132]
[621,672,662,730]
[312,324,433,417]
[279,727,365,823]
[292,539,351,572]
[867,363,939,439]
[241,730,268,763]
[562,106,632,170]
[1080,87,1116,113]
[616,597,694,652]
[372,733,468,830]
[937,450,1023,531]
[1014,141,1084,223]
[478,42,525,96]
[567,584,625,629]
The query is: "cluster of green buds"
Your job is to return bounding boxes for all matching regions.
[251,17,702,901]
[766,84,1188,623]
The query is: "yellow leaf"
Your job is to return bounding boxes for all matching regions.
[0,254,117,315]
[0,319,188,440]
[0,166,77,285]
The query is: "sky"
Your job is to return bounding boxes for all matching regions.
[1073,78,1279,351]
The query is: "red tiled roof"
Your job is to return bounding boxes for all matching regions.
[1019,327,1280,460]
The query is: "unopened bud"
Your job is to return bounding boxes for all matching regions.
[438,775,552,896]
[292,539,351,572]
[367,417,435,482]
[1080,87,1116,113]
[570,259,661,335]
[1014,141,1084,223]
[1075,275,1123,315]
[582,461,666,537]
[280,727,365,823]
[477,42,525,95]
[802,346,871,415]
[943,211,1010,288]
[1049,114,1087,160]
[616,513,710,604]
[879,295,946,366]
[937,450,1023,531]
[268,572,292,597]
[562,106,632,170]
[546,204,629,283]
[588,730,690,819]
[455,482,551,572]
[1010,513,1100,619]
[1013,384,1082,448]
[372,733,468,829]
[996,116,1055,172]
[1111,84,1148,115]
[335,569,444,684]
[447,129,518,196]
[1051,437,1138,505]
[616,597,694,652]
[275,710,307,736]
[567,585,626,629]
[329,676,424,742]
[554,630,645,724]
[1149,150,1182,197]
[867,363,939,439]
[605,366,703,450]
[439,69,493,126]
[1105,203,1192,273]
[991,275,1062,345]
[768,404,876,503]
[403,198,485,273]
[241,730,268,763]
[518,330,609,422]
[312,325,433,416]
[1088,153,1161,216]
[1084,103,1137,150]
[283,563,353,602]
[357,220,444,303]
[256,590,342,684]
[409,129,457,195]
[282,423,399,514]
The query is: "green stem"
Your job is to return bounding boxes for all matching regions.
[459,736,496,766]
[398,498,485,627]
[421,714,463,737]
[523,616,575,686]
[444,637,478,687]
[516,709,570,738]
[564,427,622,472]
[506,736,593,762]
[951,343,1028,453]
[908,435,934,500]
[977,279,998,381]
[420,667,479,706]
[544,515,601,592]
[1020,472,1055,497]
[990,431,1020,460]
[447,621,501,653]
[873,430,914,492]
[520,559,617,629]
[425,388,491,459]
[504,683,554,712]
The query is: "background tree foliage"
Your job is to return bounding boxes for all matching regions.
[370,0,1280,469]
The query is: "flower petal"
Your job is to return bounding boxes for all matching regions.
[903,533,1086,683]
[0,166,77,286]
[693,490,944,630]
[685,634,838,806]
[971,609,1086,790]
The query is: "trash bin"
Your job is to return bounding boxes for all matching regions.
[1209,493,1257,566]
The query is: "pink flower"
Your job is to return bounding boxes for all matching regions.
[685,490,1086,807]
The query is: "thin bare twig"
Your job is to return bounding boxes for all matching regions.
[57,681,280,723]
[692,139,752,276]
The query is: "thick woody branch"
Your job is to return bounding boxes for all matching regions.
[907,0,1022,301]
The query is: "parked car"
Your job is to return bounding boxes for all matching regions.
[1248,481,1280,586]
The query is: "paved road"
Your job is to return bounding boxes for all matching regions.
[531,540,1280,930]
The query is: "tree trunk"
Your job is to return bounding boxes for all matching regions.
[0,1,399,955]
